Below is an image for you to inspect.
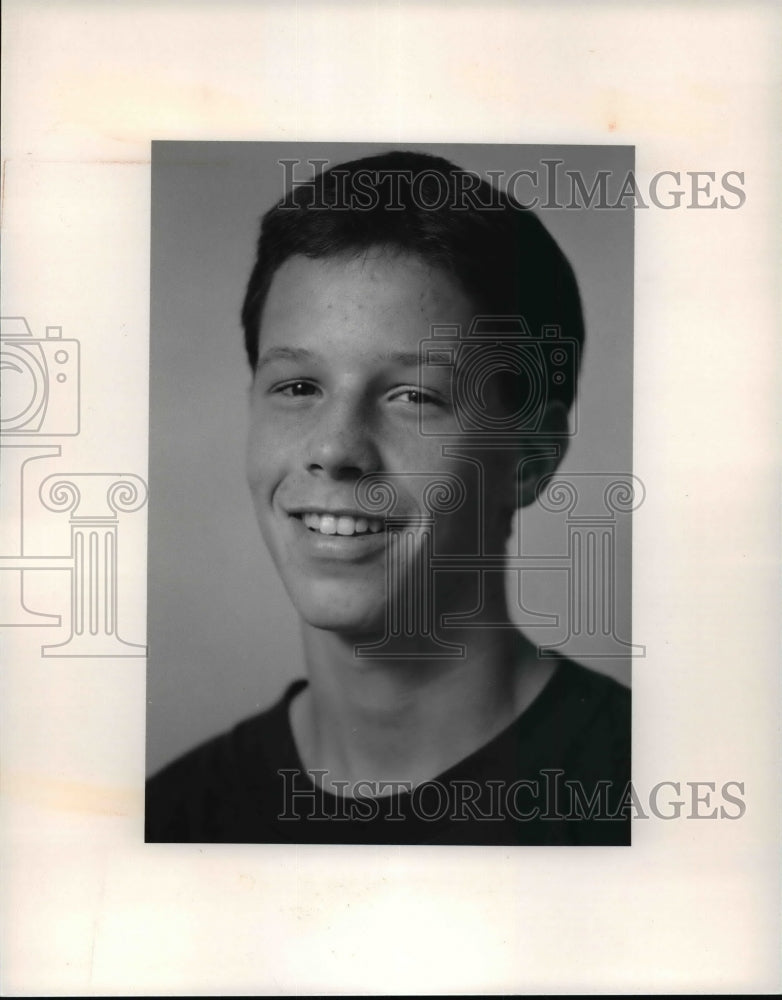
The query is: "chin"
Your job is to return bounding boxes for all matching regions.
[289,582,388,637]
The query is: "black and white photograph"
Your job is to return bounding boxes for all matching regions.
[2,2,779,995]
[145,142,636,846]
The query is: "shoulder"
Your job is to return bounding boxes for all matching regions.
[145,680,304,842]
[552,657,630,719]
[523,658,631,844]
[545,657,631,794]
[551,656,630,747]
[516,655,631,783]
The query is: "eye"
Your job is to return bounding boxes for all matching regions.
[389,387,444,407]
[272,380,320,399]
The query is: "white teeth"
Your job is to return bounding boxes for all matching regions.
[299,512,384,536]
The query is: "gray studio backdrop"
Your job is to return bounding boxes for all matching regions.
[147,142,635,776]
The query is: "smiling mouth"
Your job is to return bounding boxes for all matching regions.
[292,512,386,537]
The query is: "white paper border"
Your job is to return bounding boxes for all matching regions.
[2,2,780,994]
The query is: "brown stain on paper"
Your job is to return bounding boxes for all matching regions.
[2,769,140,818]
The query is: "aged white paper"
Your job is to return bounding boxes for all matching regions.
[2,1,779,994]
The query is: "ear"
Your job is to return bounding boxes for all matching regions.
[517,401,570,508]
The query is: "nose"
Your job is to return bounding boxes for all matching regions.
[305,397,380,480]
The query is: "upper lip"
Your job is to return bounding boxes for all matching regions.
[286,506,384,519]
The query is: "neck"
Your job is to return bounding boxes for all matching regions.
[290,593,557,794]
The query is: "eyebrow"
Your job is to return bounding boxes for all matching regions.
[255,346,429,372]
[255,346,316,372]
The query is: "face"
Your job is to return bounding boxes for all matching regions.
[246,251,516,635]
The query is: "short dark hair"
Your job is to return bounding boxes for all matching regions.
[240,150,585,413]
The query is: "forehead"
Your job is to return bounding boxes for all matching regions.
[259,252,475,357]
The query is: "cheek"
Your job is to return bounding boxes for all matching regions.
[246,424,283,500]
[384,432,454,476]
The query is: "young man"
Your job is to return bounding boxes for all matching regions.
[146,151,631,845]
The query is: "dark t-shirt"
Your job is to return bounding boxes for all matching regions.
[145,658,631,846]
